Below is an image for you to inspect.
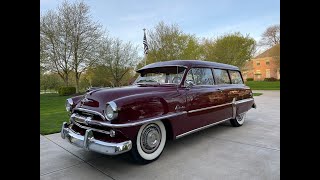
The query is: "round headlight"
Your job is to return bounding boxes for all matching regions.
[65,98,74,112]
[104,102,118,121]
[106,105,114,119]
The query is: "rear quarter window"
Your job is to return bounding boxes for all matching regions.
[213,69,231,84]
[229,70,244,84]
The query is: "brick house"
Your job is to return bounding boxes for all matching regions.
[242,44,280,81]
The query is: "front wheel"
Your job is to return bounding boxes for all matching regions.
[130,121,166,164]
[230,112,247,127]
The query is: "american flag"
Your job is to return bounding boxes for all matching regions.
[143,29,149,54]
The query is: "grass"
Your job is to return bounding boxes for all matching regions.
[253,93,263,96]
[245,81,280,90]
[40,93,71,135]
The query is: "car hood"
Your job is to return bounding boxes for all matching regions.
[78,85,176,109]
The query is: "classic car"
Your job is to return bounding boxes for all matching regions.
[61,60,256,164]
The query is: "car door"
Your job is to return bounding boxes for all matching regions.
[227,70,254,115]
[212,68,234,119]
[181,67,229,134]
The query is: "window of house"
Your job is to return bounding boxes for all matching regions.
[256,70,261,74]
[229,70,244,84]
[266,69,271,78]
[213,69,231,84]
[256,61,260,66]
[266,59,270,65]
[185,68,214,85]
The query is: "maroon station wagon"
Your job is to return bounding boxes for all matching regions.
[61,60,256,164]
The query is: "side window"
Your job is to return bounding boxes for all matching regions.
[213,69,231,84]
[185,68,214,85]
[229,70,244,84]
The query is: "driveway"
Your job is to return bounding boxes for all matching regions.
[40,90,280,180]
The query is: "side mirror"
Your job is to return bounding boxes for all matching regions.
[185,80,194,88]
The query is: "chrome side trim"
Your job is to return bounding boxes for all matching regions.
[235,98,254,104]
[70,98,254,128]
[188,103,232,113]
[176,118,231,139]
[71,111,187,128]
[74,107,106,120]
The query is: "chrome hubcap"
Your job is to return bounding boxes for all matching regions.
[236,113,246,123]
[140,124,161,154]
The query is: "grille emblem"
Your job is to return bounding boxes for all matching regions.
[84,116,92,125]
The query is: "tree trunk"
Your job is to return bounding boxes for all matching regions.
[75,75,80,93]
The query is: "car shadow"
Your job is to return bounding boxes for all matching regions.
[86,121,235,167]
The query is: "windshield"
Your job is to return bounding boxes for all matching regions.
[134,66,186,85]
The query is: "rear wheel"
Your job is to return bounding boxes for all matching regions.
[130,121,166,164]
[230,112,246,127]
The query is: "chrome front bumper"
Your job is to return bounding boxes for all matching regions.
[61,122,132,155]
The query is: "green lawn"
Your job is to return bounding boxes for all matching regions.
[253,93,263,96]
[245,81,280,90]
[40,93,71,135]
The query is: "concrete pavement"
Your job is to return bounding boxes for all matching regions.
[40,90,280,180]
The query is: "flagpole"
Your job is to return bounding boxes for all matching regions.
[143,28,147,66]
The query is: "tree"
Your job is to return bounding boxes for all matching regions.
[201,32,256,68]
[146,21,201,64]
[65,1,105,93]
[40,10,73,86]
[259,24,280,47]
[40,73,63,92]
[40,1,104,93]
[99,38,140,87]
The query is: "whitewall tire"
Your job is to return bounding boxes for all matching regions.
[130,121,166,164]
[230,112,246,127]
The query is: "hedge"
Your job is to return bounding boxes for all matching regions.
[264,77,278,81]
[58,87,76,96]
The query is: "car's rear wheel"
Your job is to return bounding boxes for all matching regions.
[130,121,166,164]
[230,112,246,127]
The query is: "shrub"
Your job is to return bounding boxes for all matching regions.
[246,78,254,81]
[58,86,76,96]
[264,77,278,81]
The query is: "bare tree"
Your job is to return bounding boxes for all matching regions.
[100,38,140,87]
[40,1,104,92]
[259,24,280,47]
[64,1,104,93]
[40,10,73,86]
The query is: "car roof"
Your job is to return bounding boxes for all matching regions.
[136,60,240,72]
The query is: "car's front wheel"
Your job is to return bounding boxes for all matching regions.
[230,112,247,127]
[130,121,166,164]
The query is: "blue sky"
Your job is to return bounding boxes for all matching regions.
[40,0,280,55]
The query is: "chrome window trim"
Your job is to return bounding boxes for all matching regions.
[176,118,231,139]
[73,107,106,120]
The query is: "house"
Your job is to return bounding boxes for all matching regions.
[242,44,280,81]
